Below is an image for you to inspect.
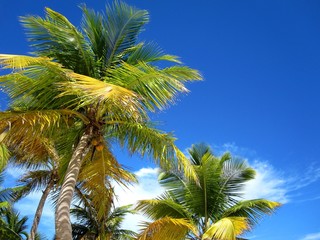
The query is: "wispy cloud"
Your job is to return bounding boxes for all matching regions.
[243,160,288,203]
[214,142,320,204]
[301,232,320,240]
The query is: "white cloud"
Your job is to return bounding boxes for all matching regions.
[301,232,320,240]
[214,142,320,204]
[114,167,164,232]
[243,160,288,203]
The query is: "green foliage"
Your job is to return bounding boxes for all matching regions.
[137,143,281,240]
[71,188,137,240]
[0,207,28,239]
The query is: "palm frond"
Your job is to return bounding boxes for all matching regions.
[137,217,196,240]
[105,62,202,111]
[16,169,53,197]
[103,1,149,67]
[0,143,10,171]
[56,72,144,116]
[0,54,82,110]
[136,194,191,220]
[126,42,181,65]
[202,217,249,240]
[221,199,281,226]
[221,158,256,199]
[21,8,94,76]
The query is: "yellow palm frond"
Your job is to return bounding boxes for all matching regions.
[56,72,145,116]
[0,109,88,131]
[0,143,10,170]
[137,217,197,240]
[78,144,136,221]
[0,54,60,70]
[202,217,249,240]
[0,109,87,163]
[174,147,199,184]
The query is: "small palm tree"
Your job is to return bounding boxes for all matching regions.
[136,143,281,240]
[71,185,136,240]
[0,207,28,239]
[16,160,59,240]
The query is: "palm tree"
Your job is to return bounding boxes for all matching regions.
[71,197,136,240]
[0,2,201,239]
[136,143,281,240]
[70,159,137,240]
[0,207,28,239]
[16,159,59,240]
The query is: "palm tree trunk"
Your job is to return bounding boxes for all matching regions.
[55,128,93,240]
[29,179,54,240]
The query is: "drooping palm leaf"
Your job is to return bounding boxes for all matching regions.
[137,217,197,240]
[202,217,249,240]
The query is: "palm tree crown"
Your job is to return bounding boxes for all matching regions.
[137,143,281,240]
[0,2,201,238]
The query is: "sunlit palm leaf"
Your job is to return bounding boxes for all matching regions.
[202,217,249,240]
[137,217,196,240]
[0,109,87,133]
[0,54,77,110]
[78,145,136,221]
[57,72,144,116]
[0,54,57,69]
[0,143,10,170]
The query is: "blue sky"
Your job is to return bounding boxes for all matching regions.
[1,0,320,239]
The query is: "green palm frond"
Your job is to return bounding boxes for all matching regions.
[16,169,53,196]
[136,194,191,220]
[126,42,181,65]
[222,199,281,226]
[21,8,94,76]
[108,121,197,181]
[102,1,149,67]
[0,54,57,69]
[221,158,256,200]
[105,62,202,111]
[138,217,197,240]
[1,208,29,239]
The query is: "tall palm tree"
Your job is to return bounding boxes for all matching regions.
[0,2,201,239]
[136,143,281,240]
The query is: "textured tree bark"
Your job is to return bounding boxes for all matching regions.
[29,179,54,240]
[55,129,92,240]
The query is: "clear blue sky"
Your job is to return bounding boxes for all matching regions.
[1,1,320,239]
